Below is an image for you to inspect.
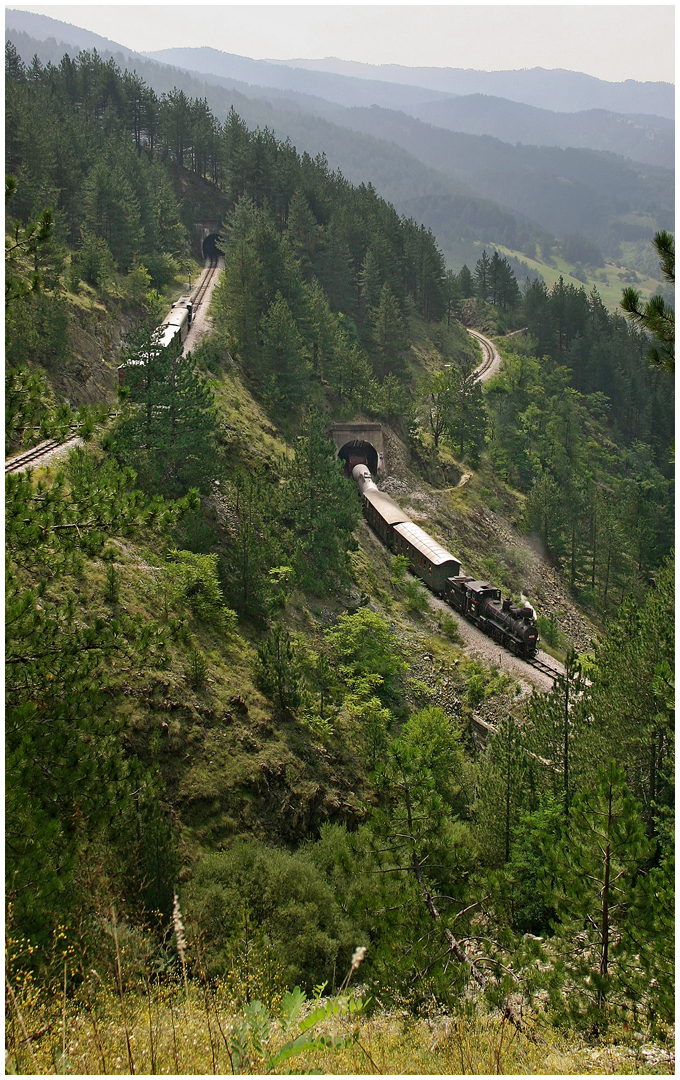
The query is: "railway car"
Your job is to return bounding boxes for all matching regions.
[160,296,193,348]
[445,576,539,658]
[352,464,461,592]
[118,296,193,386]
[393,521,461,594]
[353,464,411,546]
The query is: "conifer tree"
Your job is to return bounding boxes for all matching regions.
[621,231,674,374]
[546,761,653,1022]
[474,249,491,302]
[259,292,310,413]
[369,283,409,379]
[278,411,359,592]
[526,649,586,819]
[474,715,529,866]
[458,264,475,299]
[113,326,217,496]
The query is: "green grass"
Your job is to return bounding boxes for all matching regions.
[494,244,664,312]
[7,973,672,1075]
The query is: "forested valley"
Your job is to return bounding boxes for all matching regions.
[5,45,674,1073]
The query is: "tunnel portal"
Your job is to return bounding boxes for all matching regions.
[202,232,223,260]
[337,439,379,477]
[327,422,385,476]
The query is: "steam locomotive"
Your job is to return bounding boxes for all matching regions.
[352,464,539,659]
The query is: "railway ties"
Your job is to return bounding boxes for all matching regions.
[526,655,563,681]
[5,434,82,474]
[191,256,218,314]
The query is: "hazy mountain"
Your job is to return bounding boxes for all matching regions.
[144,46,675,169]
[144,45,455,111]
[411,96,674,170]
[275,57,675,118]
[331,106,674,246]
[6,11,674,167]
[5,26,552,271]
[5,7,138,57]
[6,14,673,268]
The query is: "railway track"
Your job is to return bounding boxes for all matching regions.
[526,654,563,681]
[191,256,219,314]
[468,327,502,382]
[5,434,82,474]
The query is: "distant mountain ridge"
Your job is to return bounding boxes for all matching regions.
[5,11,674,273]
[410,96,674,171]
[143,46,674,169]
[273,56,675,118]
[144,45,455,111]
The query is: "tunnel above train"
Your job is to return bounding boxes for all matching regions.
[327,422,385,476]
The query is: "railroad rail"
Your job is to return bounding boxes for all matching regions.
[468,328,502,382]
[5,434,82,474]
[191,256,219,314]
[526,654,563,681]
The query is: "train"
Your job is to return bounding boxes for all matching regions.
[118,295,193,387]
[352,464,539,659]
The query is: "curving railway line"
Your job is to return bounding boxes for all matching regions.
[468,327,503,382]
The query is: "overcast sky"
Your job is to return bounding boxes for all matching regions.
[10,4,676,83]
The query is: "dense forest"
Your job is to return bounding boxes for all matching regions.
[5,45,674,1071]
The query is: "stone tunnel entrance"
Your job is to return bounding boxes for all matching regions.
[194,220,223,261]
[337,439,379,476]
[202,232,223,260]
[328,422,385,476]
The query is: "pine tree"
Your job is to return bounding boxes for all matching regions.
[6,449,195,942]
[621,231,674,374]
[474,715,530,866]
[113,326,218,496]
[369,283,409,379]
[446,352,487,463]
[458,264,475,299]
[546,761,653,1022]
[277,411,359,591]
[259,292,310,413]
[474,250,491,302]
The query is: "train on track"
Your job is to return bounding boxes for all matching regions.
[352,464,539,660]
[117,295,193,388]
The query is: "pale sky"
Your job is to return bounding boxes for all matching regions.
[9,4,676,83]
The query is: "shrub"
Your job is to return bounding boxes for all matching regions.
[166,550,236,632]
[185,841,355,992]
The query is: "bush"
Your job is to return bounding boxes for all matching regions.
[436,610,463,644]
[165,550,236,632]
[401,577,429,616]
[537,612,562,649]
[185,841,355,992]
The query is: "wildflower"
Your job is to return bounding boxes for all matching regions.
[351,946,367,971]
[172,894,186,964]
[173,893,189,994]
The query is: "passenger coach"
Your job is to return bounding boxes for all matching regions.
[352,464,461,592]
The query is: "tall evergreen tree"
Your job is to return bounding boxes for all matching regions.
[277,411,359,592]
[546,761,653,1023]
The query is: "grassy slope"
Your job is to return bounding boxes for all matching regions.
[11,305,664,1076]
[495,243,665,311]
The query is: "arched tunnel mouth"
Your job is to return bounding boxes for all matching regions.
[338,440,378,477]
[202,233,223,260]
